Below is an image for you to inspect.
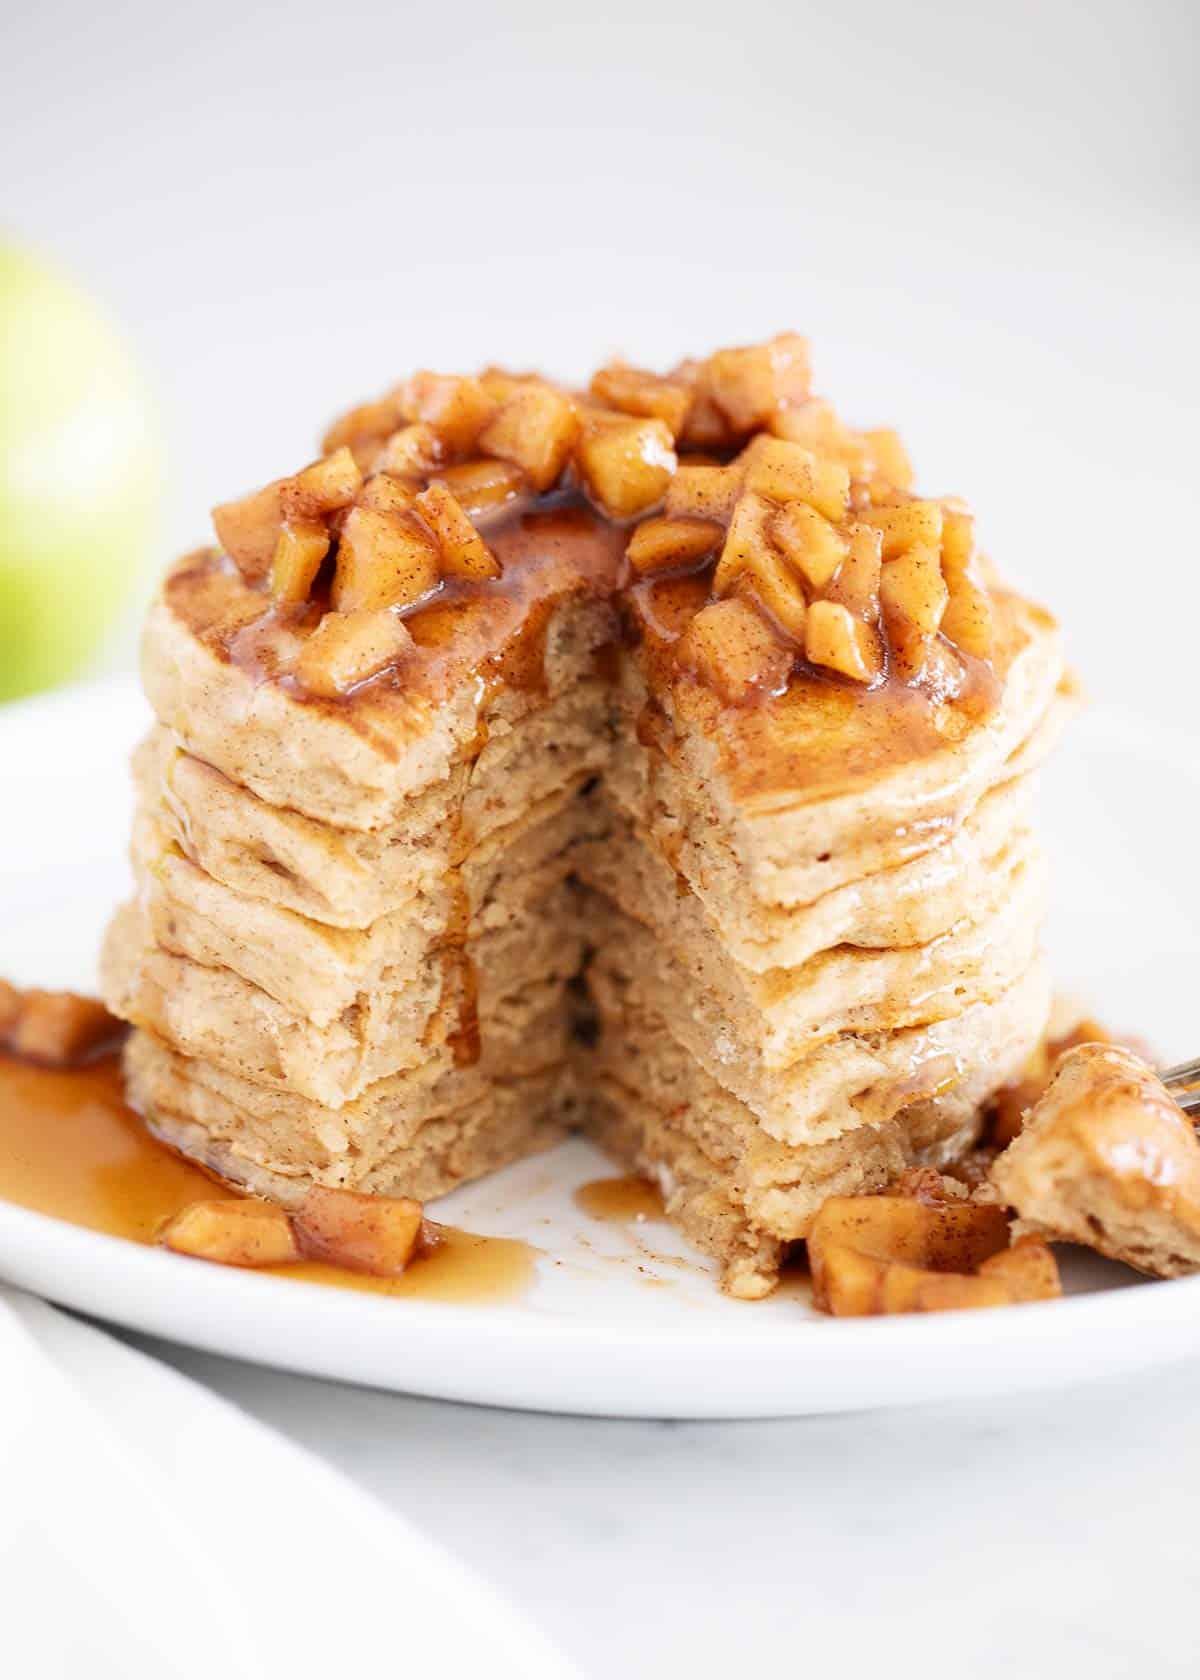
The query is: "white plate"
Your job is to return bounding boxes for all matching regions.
[0,675,1197,1419]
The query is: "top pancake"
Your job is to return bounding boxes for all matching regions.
[141,505,1066,890]
[142,508,623,832]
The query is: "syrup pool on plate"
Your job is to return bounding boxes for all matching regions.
[0,1051,536,1304]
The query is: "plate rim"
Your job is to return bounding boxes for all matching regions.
[6,1192,1200,1418]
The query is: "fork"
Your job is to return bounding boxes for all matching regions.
[1163,1058,1200,1115]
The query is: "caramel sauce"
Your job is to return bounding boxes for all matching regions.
[440,867,481,1067]
[491,593,556,695]
[590,639,623,687]
[0,1053,535,1304]
[432,666,493,1069]
[574,1173,665,1223]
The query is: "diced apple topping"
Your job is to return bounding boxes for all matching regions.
[212,482,290,580]
[977,1238,1062,1302]
[213,448,361,582]
[940,499,973,570]
[376,423,445,480]
[204,334,1001,708]
[575,415,676,520]
[397,372,496,455]
[664,463,743,523]
[414,483,501,581]
[674,457,893,690]
[625,516,723,576]
[293,1186,424,1275]
[769,396,860,461]
[357,473,419,517]
[159,1199,301,1267]
[939,502,995,660]
[734,547,808,642]
[0,983,124,1067]
[279,447,362,520]
[0,980,18,1038]
[824,524,883,621]
[941,563,994,659]
[884,613,935,685]
[332,506,441,612]
[294,608,414,697]
[879,542,948,636]
[712,491,775,596]
[431,459,528,523]
[808,1189,1060,1316]
[676,387,737,450]
[271,520,330,605]
[322,397,404,463]
[157,1186,433,1277]
[741,437,850,522]
[864,498,944,559]
[477,367,534,405]
[701,332,811,434]
[768,405,914,499]
[805,599,883,684]
[770,499,848,591]
[862,429,914,493]
[590,361,693,436]
[478,381,580,491]
[675,597,791,704]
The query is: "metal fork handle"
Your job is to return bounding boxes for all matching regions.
[1162,1057,1200,1116]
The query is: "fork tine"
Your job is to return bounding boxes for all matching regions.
[1162,1057,1200,1116]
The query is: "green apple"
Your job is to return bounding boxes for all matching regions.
[0,245,164,702]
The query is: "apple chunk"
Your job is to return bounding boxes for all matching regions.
[159,1199,300,1267]
[332,505,441,612]
[294,609,413,697]
[478,383,579,491]
[414,482,500,580]
[675,596,792,704]
[806,1192,1051,1317]
[0,984,123,1067]
[575,416,676,520]
[293,1186,425,1275]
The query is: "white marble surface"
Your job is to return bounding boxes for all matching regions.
[125,1333,1200,1679]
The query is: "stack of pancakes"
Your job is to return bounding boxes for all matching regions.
[103,557,1070,1299]
[100,342,1076,1299]
[577,587,1072,1295]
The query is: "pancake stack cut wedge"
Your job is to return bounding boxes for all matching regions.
[101,336,1076,1296]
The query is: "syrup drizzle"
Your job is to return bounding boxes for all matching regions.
[440,866,481,1068]
[0,1052,536,1304]
[574,1173,665,1223]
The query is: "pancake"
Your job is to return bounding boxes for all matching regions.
[577,836,1047,1069]
[125,1029,570,1206]
[578,770,1039,970]
[589,942,1051,1147]
[101,332,1075,1298]
[103,889,581,1107]
[132,803,586,1024]
[604,638,1073,918]
[141,525,622,830]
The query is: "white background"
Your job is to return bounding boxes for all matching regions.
[6,0,1200,723]
[5,4,1200,1677]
